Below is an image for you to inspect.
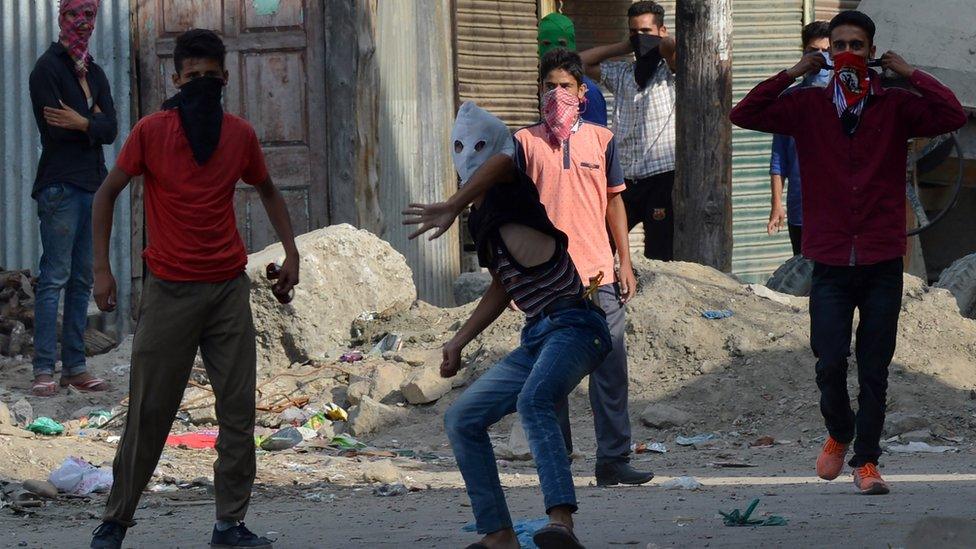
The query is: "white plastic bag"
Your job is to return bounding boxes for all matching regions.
[48,457,114,495]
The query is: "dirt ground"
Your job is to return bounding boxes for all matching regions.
[3,258,976,547]
[3,450,976,548]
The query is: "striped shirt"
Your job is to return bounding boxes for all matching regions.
[600,59,676,179]
[492,241,584,318]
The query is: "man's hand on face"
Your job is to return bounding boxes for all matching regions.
[880,51,915,79]
[786,51,828,79]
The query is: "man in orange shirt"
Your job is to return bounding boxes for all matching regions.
[406,49,653,486]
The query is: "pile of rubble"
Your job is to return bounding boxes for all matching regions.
[0,269,34,357]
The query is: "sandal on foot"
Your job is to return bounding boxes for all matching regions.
[32,380,58,397]
[533,523,585,549]
[60,377,109,392]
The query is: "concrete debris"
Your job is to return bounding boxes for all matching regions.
[453,271,492,306]
[10,398,33,427]
[347,396,404,436]
[401,366,453,405]
[362,459,401,484]
[247,224,417,372]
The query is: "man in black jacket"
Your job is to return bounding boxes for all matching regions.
[28,0,116,397]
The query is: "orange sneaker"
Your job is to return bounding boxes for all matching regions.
[853,463,889,495]
[815,436,849,480]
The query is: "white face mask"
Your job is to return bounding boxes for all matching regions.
[451,102,514,185]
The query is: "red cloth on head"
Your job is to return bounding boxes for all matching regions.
[59,0,99,77]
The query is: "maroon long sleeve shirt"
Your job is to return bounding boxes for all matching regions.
[731,70,967,266]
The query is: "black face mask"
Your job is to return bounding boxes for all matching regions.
[161,76,224,165]
[631,34,663,89]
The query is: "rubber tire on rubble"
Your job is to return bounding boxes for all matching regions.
[765,255,814,297]
[935,253,976,319]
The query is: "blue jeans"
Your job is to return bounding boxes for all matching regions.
[445,307,611,534]
[33,182,94,378]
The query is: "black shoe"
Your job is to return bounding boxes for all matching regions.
[90,522,127,549]
[210,523,274,548]
[595,461,654,486]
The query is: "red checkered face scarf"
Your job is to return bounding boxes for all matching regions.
[541,87,580,146]
[59,0,99,77]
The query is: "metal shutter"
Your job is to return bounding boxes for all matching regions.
[455,0,540,128]
[731,0,805,282]
[815,0,861,21]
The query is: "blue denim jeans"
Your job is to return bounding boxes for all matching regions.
[445,307,611,534]
[33,182,94,377]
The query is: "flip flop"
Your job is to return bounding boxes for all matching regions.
[533,523,585,549]
[31,380,58,397]
[59,376,109,392]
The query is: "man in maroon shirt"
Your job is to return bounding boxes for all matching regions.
[731,10,965,495]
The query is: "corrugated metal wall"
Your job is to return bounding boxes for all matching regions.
[377,0,461,306]
[0,0,133,333]
[730,0,804,282]
[815,0,861,21]
[455,0,539,128]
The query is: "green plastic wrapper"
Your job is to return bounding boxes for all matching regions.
[27,417,65,435]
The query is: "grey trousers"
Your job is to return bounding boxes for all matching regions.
[558,283,632,463]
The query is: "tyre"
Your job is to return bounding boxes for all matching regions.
[765,255,814,297]
[935,253,976,319]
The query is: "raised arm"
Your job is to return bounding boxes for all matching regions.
[729,52,827,135]
[403,152,516,241]
[881,52,968,137]
[579,40,631,81]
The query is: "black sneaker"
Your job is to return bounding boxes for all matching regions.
[210,523,274,548]
[595,461,654,486]
[90,522,127,549]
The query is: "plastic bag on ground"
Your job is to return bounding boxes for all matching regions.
[661,476,703,490]
[48,457,113,495]
[27,417,64,435]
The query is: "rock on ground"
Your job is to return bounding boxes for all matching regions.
[347,396,405,436]
[361,459,401,484]
[401,366,453,405]
[640,403,692,429]
[247,224,417,372]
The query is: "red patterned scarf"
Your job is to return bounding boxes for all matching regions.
[541,87,580,146]
[59,0,99,77]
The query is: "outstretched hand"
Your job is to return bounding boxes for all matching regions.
[402,201,461,241]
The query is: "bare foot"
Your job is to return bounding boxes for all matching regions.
[480,528,519,549]
[548,506,575,531]
[60,371,109,391]
[32,374,58,397]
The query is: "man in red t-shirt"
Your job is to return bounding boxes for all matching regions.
[88,30,298,549]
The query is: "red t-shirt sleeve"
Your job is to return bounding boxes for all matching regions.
[241,125,269,186]
[115,119,146,176]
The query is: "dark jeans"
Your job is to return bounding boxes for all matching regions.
[810,258,903,466]
[788,224,802,257]
[623,171,674,261]
[33,182,94,377]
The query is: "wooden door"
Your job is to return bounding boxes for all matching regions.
[134,0,327,255]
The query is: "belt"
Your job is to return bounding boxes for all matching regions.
[542,296,606,318]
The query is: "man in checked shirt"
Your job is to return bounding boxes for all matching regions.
[580,1,677,261]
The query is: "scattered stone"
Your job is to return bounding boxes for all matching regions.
[370,363,407,403]
[246,224,417,372]
[347,396,403,436]
[640,403,692,429]
[316,422,336,440]
[0,401,10,426]
[10,398,33,426]
[391,349,430,368]
[22,480,58,499]
[362,459,400,484]
[494,419,532,461]
[901,429,933,443]
[345,378,371,407]
[401,367,452,405]
[886,413,932,436]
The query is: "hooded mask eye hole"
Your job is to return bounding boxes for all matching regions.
[454,140,463,153]
[474,141,486,152]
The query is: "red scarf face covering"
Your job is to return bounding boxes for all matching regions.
[59,0,99,78]
[541,86,580,146]
[833,51,870,109]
